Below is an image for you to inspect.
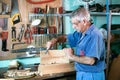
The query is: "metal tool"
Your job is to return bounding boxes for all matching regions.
[17,24,25,42]
[11,27,16,41]
[45,48,49,54]
[11,45,46,58]
[24,24,33,44]
[0,18,8,30]
[11,13,21,25]
[11,47,46,53]
[1,31,9,51]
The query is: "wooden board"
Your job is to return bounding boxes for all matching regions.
[38,63,75,76]
[40,50,69,65]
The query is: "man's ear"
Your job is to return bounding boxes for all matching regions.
[82,19,87,25]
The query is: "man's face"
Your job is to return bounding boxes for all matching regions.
[71,18,85,32]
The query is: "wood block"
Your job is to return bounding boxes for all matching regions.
[38,63,75,76]
[40,50,69,64]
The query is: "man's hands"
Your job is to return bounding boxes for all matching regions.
[46,35,67,50]
[63,48,74,60]
[46,38,57,50]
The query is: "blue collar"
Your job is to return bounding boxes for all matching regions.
[85,24,95,35]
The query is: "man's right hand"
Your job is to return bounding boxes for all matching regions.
[46,38,57,50]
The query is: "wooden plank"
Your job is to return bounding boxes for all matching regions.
[40,50,69,64]
[38,63,75,76]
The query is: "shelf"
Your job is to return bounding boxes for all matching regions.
[111,30,120,34]
[0,15,10,18]
[29,13,71,17]
[111,13,120,16]
[32,34,63,36]
[29,12,120,17]
[111,39,120,44]
[90,12,107,16]
[29,12,109,17]
[90,12,120,16]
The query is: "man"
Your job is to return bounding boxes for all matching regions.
[46,7,106,80]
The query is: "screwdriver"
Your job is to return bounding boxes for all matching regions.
[45,48,49,54]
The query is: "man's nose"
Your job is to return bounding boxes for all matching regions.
[72,25,76,29]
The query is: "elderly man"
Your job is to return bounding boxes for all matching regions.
[46,7,106,80]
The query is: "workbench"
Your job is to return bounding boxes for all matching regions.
[0,50,76,80]
[29,71,76,80]
[1,71,75,80]
[0,57,75,80]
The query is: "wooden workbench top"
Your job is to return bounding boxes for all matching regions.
[3,71,75,80]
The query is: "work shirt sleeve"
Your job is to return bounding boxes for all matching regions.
[85,34,105,60]
[67,31,82,47]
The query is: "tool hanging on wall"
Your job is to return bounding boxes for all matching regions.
[0,0,11,15]
[11,26,16,42]
[0,2,2,14]
[0,32,2,51]
[24,24,33,44]
[11,13,21,25]
[11,47,46,53]
[11,0,20,19]
[17,24,25,42]
[1,31,9,51]
[0,18,8,30]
